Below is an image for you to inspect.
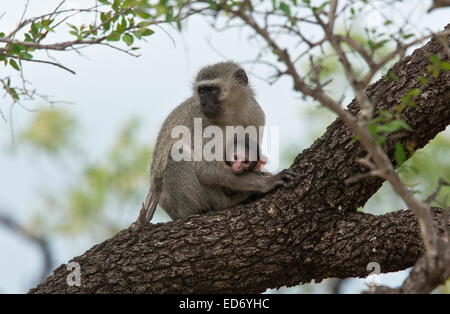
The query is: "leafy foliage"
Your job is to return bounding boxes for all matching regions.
[21,110,153,238]
[0,0,188,109]
[20,109,77,154]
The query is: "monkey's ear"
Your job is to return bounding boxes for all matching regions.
[234,69,248,85]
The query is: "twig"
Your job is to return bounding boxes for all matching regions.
[0,213,53,283]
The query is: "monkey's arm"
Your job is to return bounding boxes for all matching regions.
[196,161,294,193]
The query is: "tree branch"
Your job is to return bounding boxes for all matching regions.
[29,207,448,294]
[0,213,53,283]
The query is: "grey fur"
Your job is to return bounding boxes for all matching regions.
[139,62,294,222]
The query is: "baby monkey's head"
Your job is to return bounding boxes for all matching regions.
[225,134,267,175]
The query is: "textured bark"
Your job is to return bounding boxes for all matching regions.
[369,236,450,294]
[30,32,450,294]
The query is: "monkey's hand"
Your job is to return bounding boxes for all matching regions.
[196,161,295,194]
[262,169,296,193]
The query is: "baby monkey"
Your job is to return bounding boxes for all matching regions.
[225,134,268,175]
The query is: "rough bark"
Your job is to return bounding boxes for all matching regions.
[30,32,450,294]
[369,235,450,294]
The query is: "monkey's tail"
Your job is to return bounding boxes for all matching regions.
[136,186,158,226]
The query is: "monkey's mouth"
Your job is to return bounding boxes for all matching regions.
[201,102,222,119]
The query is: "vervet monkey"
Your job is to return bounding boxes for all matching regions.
[136,62,294,224]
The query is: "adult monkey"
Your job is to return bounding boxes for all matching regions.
[136,62,294,224]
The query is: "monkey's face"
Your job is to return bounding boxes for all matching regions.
[195,63,251,120]
[198,85,222,119]
[227,152,257,175]
[230,160,254,175]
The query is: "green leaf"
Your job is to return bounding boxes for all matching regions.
[395,141,407,166]
[112,0,120,11]
[401,88,420,107]
[402,33,414,40]
[100,12,108,23]
[387,71,399,81]
[374,135,386,145]
[378,110,393,119]
[98,0,111,4]
[107,31,121,41]
[9,87,19,100]
[136,10,151,19]
[418,76,428,85]
[31,22,39,36]
[24,33,33,42]
[9,59,20,71]
[407,88,420,98]
[378,120,412,133]
[117,17,128,33]
[21,52,33,60]
[41,19,53,27]
[441,62,450,71]
[123,0,139,8]
[279,2,291,16]
[373,39,389,50]
[368,122,379,137]
[141,28,154,36]
[21,108,77,154]
[207,1,219,10]
[429,53,439,64]
[122,33,134,46]
[11,43,26,54]
[318,1,329,10]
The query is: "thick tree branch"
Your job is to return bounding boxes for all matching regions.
[369,237,450,294]
[30,29,450,294]
[29,208,448,294]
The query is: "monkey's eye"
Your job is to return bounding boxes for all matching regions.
[198,86,219,96]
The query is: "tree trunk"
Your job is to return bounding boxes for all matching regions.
[30,31,450,294]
